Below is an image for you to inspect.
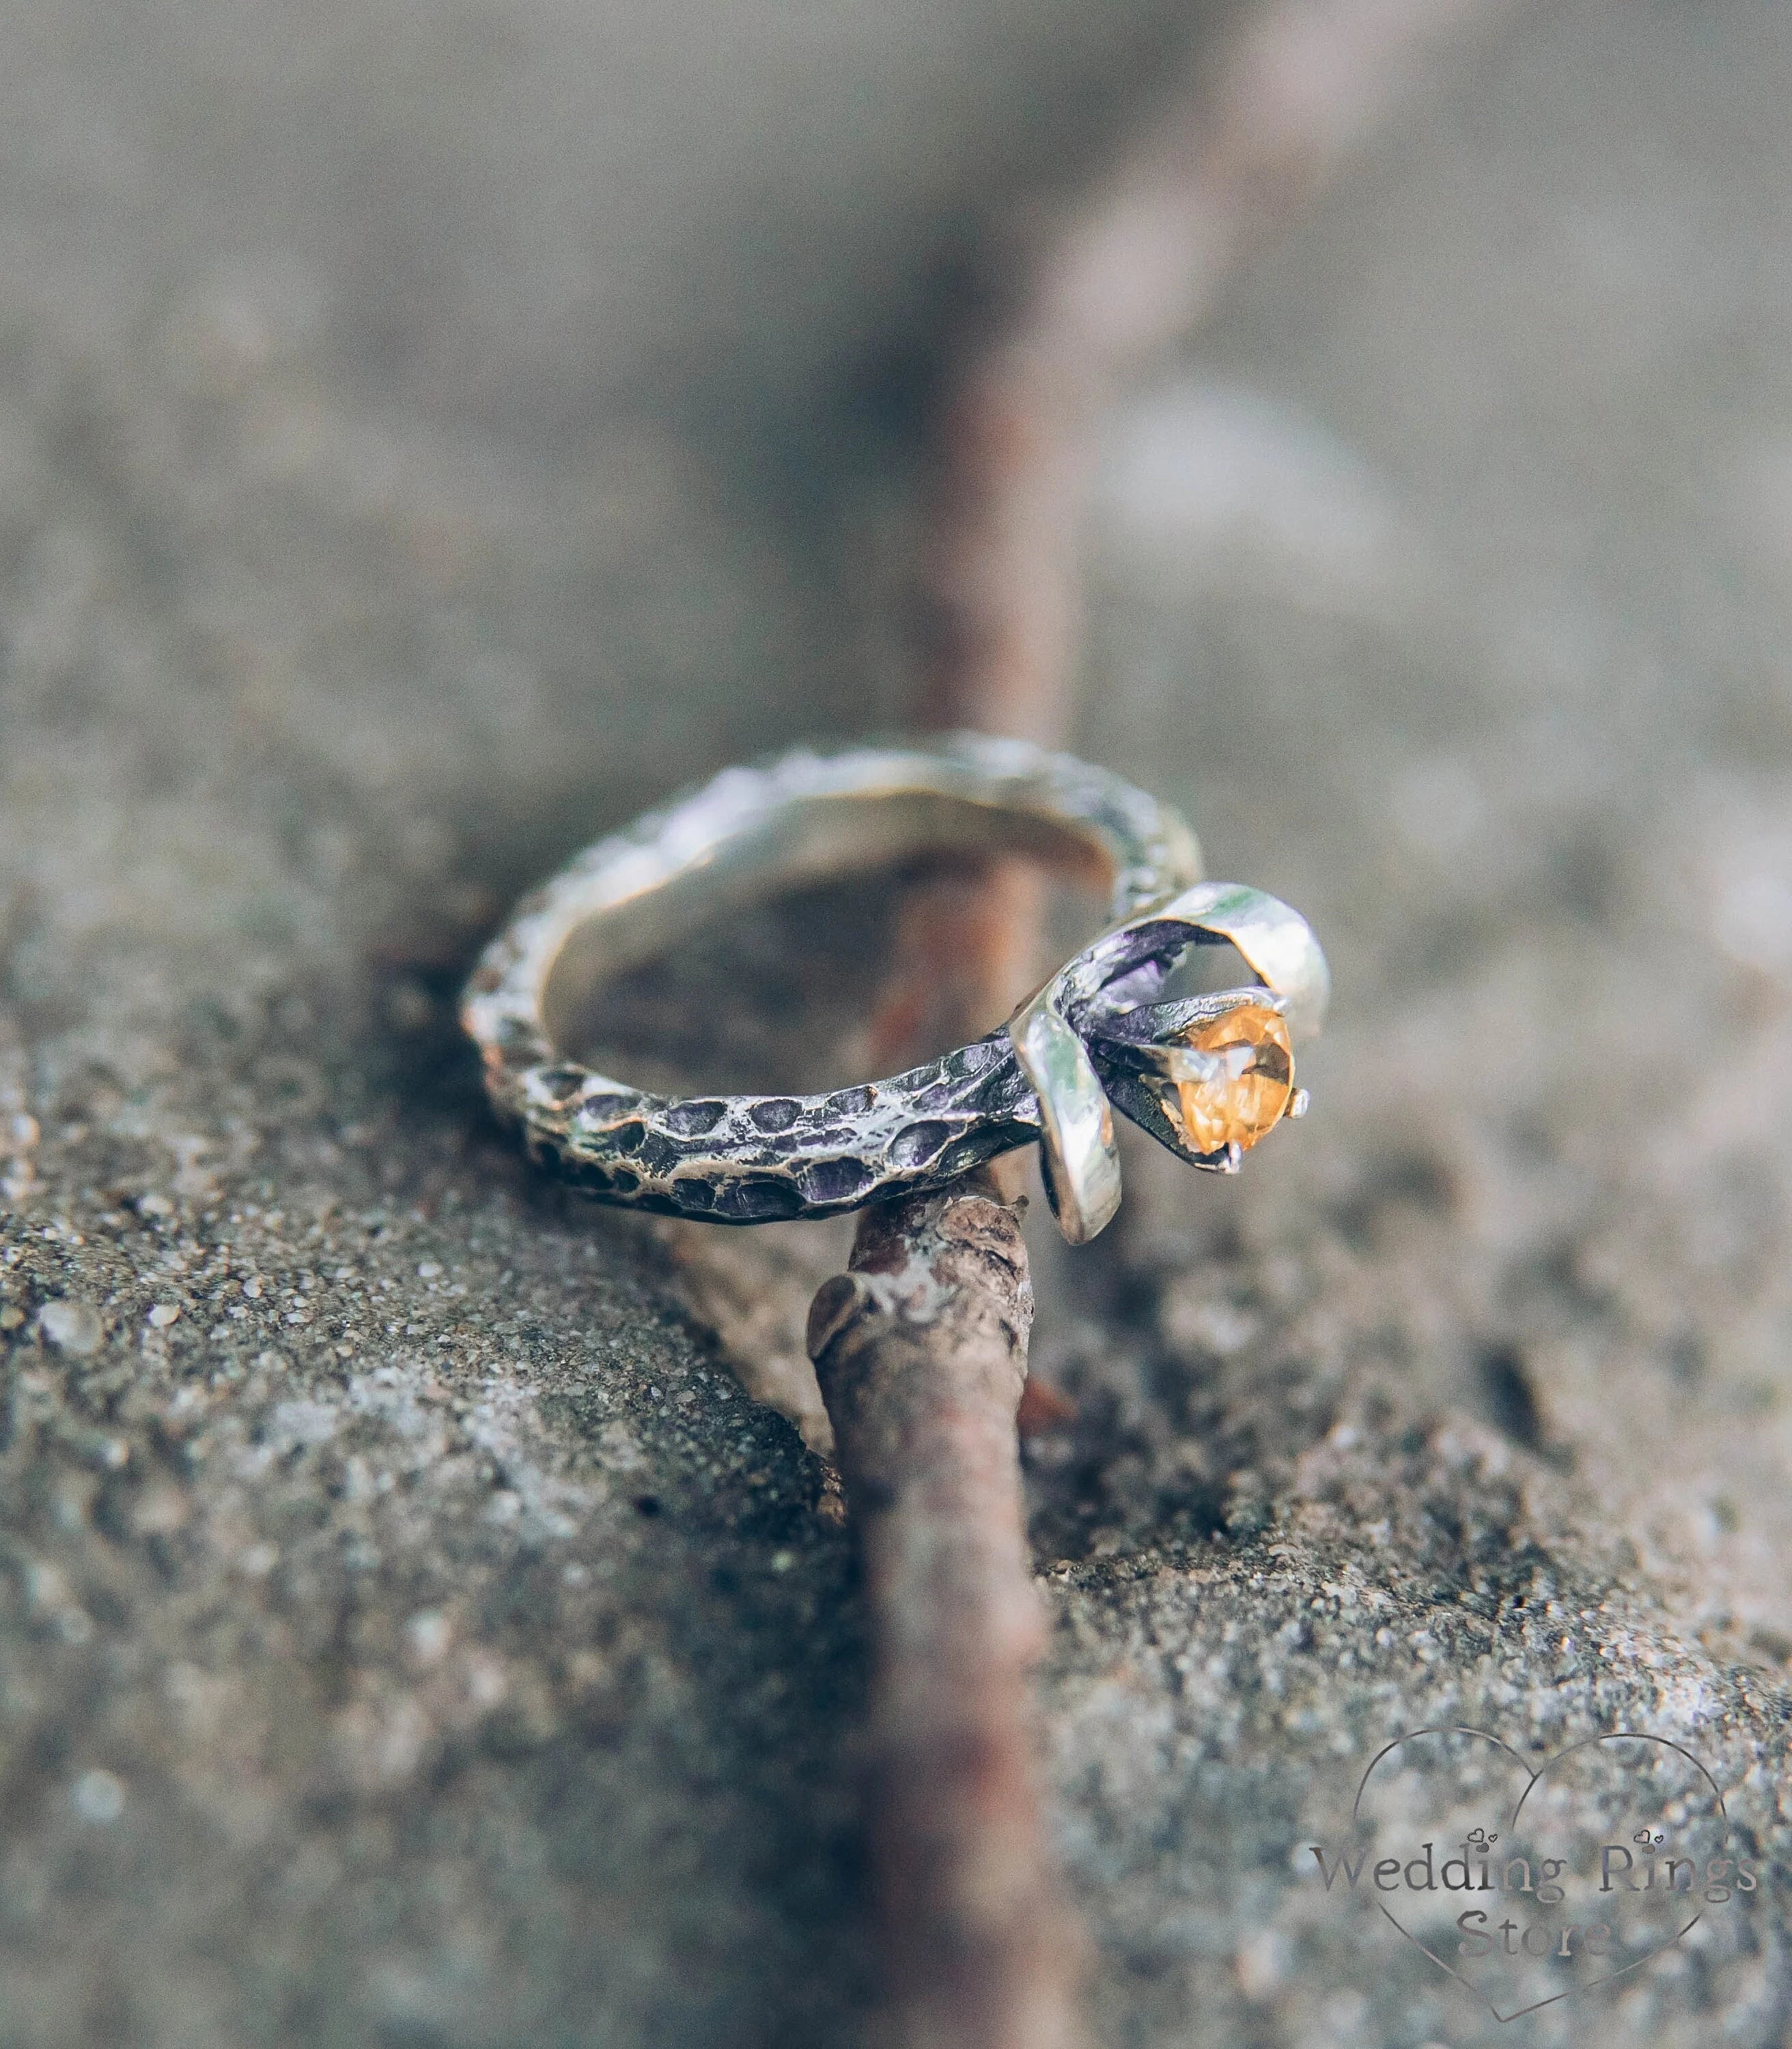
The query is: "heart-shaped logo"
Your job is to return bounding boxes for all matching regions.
[1307,1726,1758,2022]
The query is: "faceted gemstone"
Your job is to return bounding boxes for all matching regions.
[1157,1001,1294,1156]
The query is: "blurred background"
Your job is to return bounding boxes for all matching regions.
[5,1,1792,2044]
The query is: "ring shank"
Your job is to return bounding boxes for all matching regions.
[462,736,1207,1225]
[540,789,1121,1060]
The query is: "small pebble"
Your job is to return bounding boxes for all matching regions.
[39,1300,102,1356]
[403,1611,452,1666]
[148,1303,182,1329]
[70,1770,126,1825]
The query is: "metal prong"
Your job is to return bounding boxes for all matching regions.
[1285,1088,1311,1121]
[1007,992,1122,1244]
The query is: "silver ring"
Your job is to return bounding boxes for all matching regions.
[461,736,1328,1244]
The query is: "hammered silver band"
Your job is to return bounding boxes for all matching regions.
[462,736,1328,1243]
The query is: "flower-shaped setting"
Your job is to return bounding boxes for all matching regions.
[1007,880,1328,1242]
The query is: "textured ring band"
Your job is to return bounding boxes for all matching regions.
[462,736,1328,1244]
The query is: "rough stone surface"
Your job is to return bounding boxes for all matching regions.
[4,2,1792,2046]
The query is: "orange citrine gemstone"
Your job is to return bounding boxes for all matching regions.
[1160,1001,1294,1156]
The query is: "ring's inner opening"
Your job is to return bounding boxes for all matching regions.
[1146,934,1262,1003]
[542,792,1119,1097]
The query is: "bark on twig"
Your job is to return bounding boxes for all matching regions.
[807,1172,1082,2049]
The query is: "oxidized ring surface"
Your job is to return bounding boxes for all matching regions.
[462,736,1328,1244]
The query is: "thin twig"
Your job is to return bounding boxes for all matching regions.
[916,0,1522,742]
[817,9,1518,2042]
[807,1171,1081,2049]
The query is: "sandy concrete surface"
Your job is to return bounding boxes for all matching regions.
[4,1,1792,2043]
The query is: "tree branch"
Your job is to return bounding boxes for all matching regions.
[818,11,1520,2044]
[807,1171,1082,2049]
